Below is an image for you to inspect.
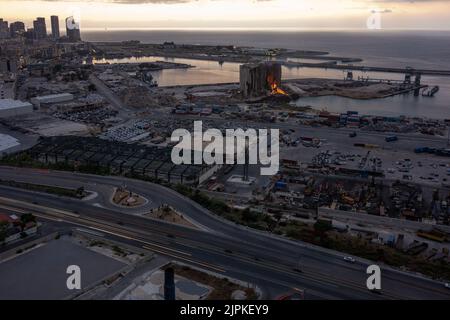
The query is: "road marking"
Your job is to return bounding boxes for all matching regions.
[0,199,392,298]
[2,195,447,299]
[75,228,105,237]
[0,197,80,218]
[141,243,192,257]
[142,245,226,273]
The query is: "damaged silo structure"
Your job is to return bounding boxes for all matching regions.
[240,62,282,97]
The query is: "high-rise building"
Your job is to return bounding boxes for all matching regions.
[51,16,60,39]
[33,17,47,39]
[25,28,35,41]
[65,16,81,42]
[0,18,10,39]
[10,21,25,38]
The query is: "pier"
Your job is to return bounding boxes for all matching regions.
[282,61,450,77]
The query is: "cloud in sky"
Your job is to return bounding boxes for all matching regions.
[0,0,449,29]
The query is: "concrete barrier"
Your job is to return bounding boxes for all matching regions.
[319,207,450,233]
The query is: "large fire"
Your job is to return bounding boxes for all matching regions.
[270,82,288,96]
[267,75,288,96]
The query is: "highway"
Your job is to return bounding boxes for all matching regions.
[0,166,449,300]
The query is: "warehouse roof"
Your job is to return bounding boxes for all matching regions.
[32,93,74,102]
[0,99,33,110]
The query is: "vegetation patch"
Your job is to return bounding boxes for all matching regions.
[0,178,86,199]
[167,264,258,300]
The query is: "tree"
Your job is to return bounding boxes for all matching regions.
[313,220,332,243]
[273,211,283,221]
[242,208,258,223]
[76,186,85,197]
[20,214,36,231]
[0,221,9,242]
[314,220,331,233]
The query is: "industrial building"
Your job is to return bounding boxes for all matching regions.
[0,99,33,117]
[31,93,74,108]
[27,136,218,185]
[0,134,20,153]
[0,77,15,100]
[0,57,18,73]
[240,62,282,97]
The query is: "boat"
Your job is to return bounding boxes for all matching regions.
[422,86,439,97]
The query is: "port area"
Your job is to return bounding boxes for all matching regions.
[2,37,450,295]
[91,41,450,76]
[91,41,355,65]
[160,77,421,102]
[283,78,424,100]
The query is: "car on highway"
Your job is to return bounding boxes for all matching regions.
[343,256,356,263]
[369,289,382,295]
[445,283,450,290]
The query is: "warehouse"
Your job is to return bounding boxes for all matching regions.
[0,77,15,99]
[0,99,33,118]
[25,136,217,185]
[0,134,20,152]
[31,93,74,109]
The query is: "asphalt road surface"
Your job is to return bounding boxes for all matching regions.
[0,166,449,300]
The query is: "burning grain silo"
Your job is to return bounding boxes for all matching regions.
[240,62,283,97]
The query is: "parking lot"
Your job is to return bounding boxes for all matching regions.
[0,237,126,300]
[282,132,450,188]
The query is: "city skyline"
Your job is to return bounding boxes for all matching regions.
[0,0,450,30]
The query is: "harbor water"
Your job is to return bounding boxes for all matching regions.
[89,30,450,119]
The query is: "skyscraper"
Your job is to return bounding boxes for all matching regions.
[10,21,25,38]
[51,16,60,39]
[33,17,47,39]
[0,19,9,39]
[25,28,35,41]
[65,16,81,42]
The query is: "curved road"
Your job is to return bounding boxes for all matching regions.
[0,166,449,300]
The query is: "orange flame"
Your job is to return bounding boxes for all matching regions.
[271,82,288,96]
[267,74,288,96]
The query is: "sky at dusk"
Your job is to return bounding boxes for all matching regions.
[1,0,450,30]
